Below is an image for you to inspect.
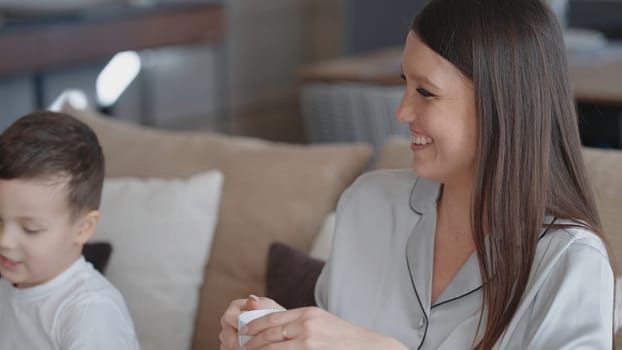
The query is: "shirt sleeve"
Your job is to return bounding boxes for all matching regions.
[314,184,355,311]
[524,237,614,349]
[314,257,330,310]
[57,294,141,350]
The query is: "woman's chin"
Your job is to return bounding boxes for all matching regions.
[411,163,433,179]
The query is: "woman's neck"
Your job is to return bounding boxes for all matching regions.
[437,181,473,238]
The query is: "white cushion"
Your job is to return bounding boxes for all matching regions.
[616,275,622,332]
[309,211,336,261]
[91,171,223,350]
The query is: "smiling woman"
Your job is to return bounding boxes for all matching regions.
[397,32,478,190]
[218,1,615,349]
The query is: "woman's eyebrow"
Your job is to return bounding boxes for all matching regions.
[400,65,442,90]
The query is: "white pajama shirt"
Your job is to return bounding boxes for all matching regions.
[315,170,613,349]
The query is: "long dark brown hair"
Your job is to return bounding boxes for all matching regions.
[412,0,611,347]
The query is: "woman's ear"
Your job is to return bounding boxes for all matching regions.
[75,210,100,245]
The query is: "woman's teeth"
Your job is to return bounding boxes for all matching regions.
[412,135,433,145]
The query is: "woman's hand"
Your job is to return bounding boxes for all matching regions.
[241,306,407,350]
[219,295,285,350]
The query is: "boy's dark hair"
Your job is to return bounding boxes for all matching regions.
[0,111,104,219]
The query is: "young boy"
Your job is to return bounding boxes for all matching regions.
[0,111,140,349]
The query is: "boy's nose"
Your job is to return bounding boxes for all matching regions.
[0,228,18,250]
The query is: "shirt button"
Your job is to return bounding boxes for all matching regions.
[418,317,426,329]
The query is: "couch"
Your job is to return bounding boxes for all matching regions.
[62,104,622,349]
[62,104,372,350]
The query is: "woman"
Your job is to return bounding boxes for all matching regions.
[219,0,615,348]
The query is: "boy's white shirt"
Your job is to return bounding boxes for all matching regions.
[0,256,140,350]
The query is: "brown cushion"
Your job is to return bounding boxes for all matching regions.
[83,241,113,274]
[265,242,324,309]
[62,104,372,350]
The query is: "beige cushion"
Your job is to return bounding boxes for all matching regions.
[309,211,336,261]
[62,104,372,350]
[582,148,622,346]
[376,136,622,342]
[582,148,622,268]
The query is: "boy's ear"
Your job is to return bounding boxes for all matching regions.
[75,210,100,245]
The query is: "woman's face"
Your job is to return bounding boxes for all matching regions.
[397,32,478,187]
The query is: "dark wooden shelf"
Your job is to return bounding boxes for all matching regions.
[0,3,224,76]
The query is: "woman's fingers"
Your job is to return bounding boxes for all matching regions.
[220,296,287,350]
[246,294,287,311]
[243,307,323,350]
[221,298,247,329]
[244,324,288,348]
[239,306,406,350]
[218,324,239,350]
[245,307,308,336]
[244,322,307,350]
[219,297,252,350]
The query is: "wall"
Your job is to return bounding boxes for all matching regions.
[569,0,622,39]
[224,0,346,142]
[0,77,34,131]
[0,0,346,142]
[343,0,424,54]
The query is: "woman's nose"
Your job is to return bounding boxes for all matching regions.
[395,93,416,123]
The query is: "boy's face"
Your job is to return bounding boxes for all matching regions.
[0,178,97,288]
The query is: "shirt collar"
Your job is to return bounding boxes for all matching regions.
[406,176,442,316]
[406,176,557,311]
[409,176,442,215]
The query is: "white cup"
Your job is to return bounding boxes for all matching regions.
[238,309,284,346]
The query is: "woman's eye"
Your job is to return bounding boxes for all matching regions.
[400,74,407,81]
[416,88,435,98]
[24,228,41,235]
